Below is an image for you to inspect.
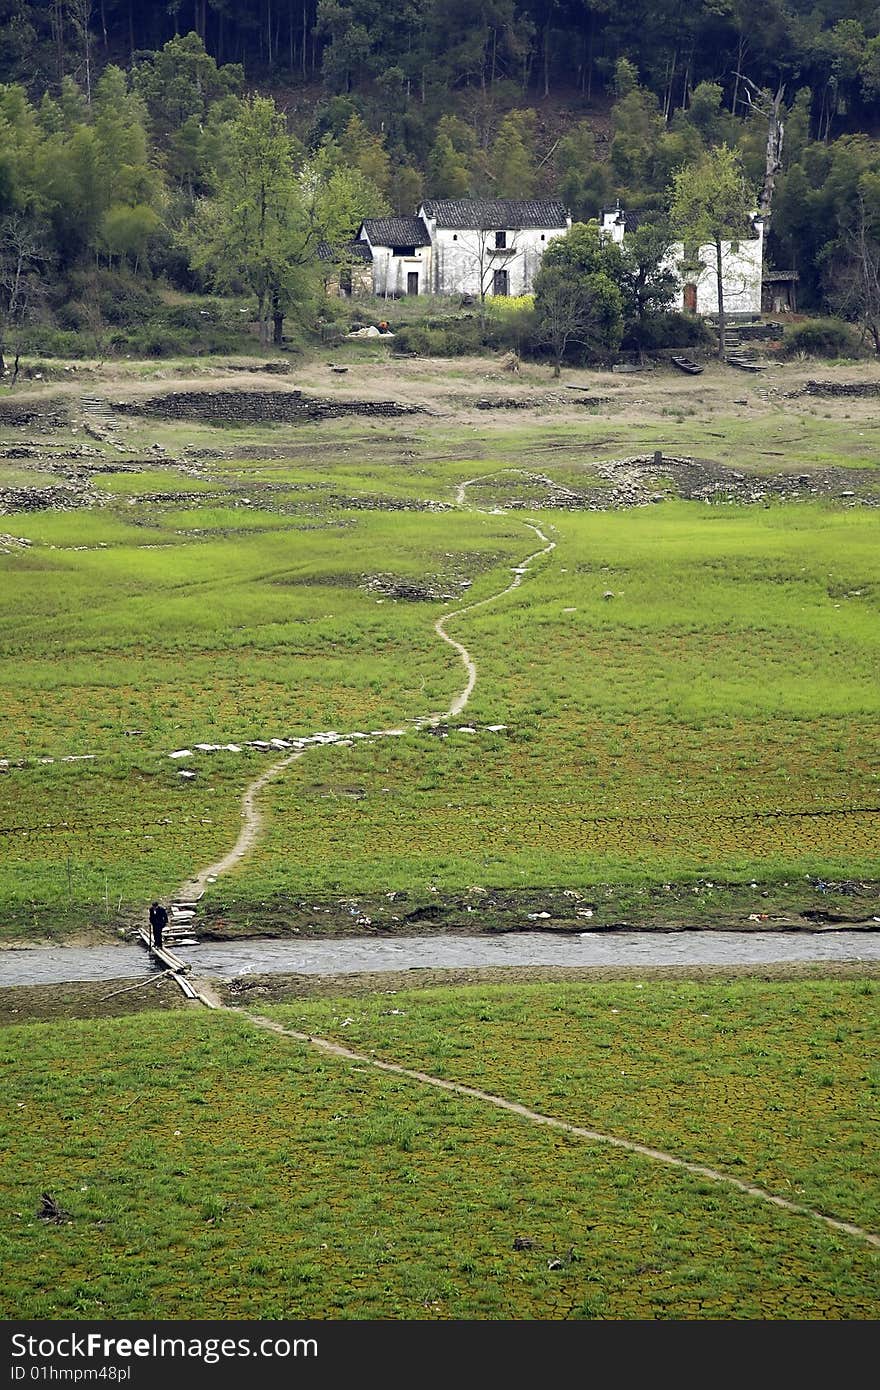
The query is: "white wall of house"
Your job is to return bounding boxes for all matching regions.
[367,244,431,296]
[420,220,567,297]
[599,207,765,317]
[671,227,764,316]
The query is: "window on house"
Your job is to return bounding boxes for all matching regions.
[495,231,507,249]
[391,245,417,256]
[453,234,458,240]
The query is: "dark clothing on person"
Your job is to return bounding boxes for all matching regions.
[149,902,168,949]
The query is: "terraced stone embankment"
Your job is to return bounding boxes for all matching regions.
[110,389,425,424]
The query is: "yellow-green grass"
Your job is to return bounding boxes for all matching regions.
[0,979,877,1319]
[2,396,879,938]
[214,502,880,904]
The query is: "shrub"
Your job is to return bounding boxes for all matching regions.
[622,311,713,351]
[781,318,864,359]
[392,318,485,356]
[14,327,106,359]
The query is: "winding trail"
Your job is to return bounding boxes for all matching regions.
[243,1012,880,1252]
[432,516,554,720]
[179,751,305,902]
[162,467,880,1258]
[178,472,555,896]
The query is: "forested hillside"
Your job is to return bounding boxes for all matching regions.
[2,0,880,359]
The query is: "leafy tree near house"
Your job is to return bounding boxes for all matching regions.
[670,144,757,358]
[533,221,624,375]
[617,221,678,356]
[183,95,317,347]
[553,121,612,222]
[426,114,475,197]
[427,134,470,198]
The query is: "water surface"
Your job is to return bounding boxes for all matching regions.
[1,930,878,987]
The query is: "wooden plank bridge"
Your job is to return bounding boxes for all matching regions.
[137,893,219,1008]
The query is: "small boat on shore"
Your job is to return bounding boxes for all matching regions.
[670,355,704,374]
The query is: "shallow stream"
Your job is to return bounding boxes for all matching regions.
[1,929,878,987]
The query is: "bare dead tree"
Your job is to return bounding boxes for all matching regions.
[734,74,785,228]
[0,215,48,379]
[68,0,96,105]
[825,196,880,355]
[454,219,523,318]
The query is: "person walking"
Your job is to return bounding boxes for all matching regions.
[149,901,168,950]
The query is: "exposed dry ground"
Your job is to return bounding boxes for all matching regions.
[2,349,879,952]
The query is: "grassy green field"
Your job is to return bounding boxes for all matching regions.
[1,363,879,939]
[0,978,876,1319]
[2,356,879,1324]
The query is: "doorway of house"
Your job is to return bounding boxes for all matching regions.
[683,282,697,312]
[407,271,419,295]
[493,268,509,296]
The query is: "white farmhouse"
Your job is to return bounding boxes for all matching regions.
[418,198,572,298]
[351,199,571,298]
[356,216,433,297]
[599,203,765,318]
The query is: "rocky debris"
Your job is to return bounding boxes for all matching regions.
[0,483,99,513]
[111,389,423,425]
[325,493,452,513]
[0,443,105,463]
[0,532,31,552]
[165,720,509,764]
[360,573,457,601]
[471,392,609,410]
[417,721,508,737]
[532,454,880,512]
[0,400,69,429]
[788,379,880,399]
[0,754,96,770]
[223,360,292,374]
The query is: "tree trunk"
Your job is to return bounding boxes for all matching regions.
[760,84,785,227]
[715,236,726,360]
[543,20,550,99]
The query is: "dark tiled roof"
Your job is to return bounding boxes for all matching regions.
[316,239,373,263]
[420,198,569,230]
[360,217,430,247]
[762,269,799,282]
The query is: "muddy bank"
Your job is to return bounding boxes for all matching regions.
[2,876,878,951]
[195,879,880,942]
[2,959,878,1026]
[0,974,193,1025]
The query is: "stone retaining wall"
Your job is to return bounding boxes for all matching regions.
[793,380,880,398]
[110,390,423,424]
[0,398,69,429]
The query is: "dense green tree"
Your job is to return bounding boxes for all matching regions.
[427,133,470,198]
[618,221,678,355]
[338,112,390,193]
[183,95,316,345]
[299,135,390,245]
[489,110,536,198]
[132,31,242,140]
[534,219,625,372]
[553,121,612,222]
